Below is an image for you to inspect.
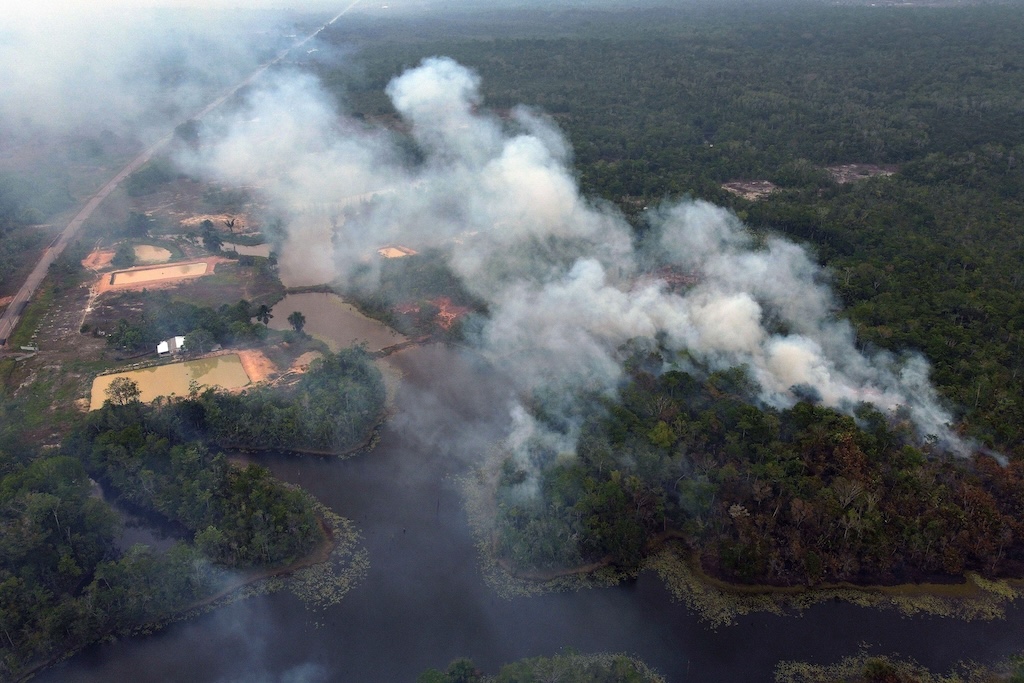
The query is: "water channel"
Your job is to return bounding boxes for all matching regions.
[41,313,1024,682]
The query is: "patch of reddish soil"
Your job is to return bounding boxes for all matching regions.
[377,245,418,258]
[82,249,115,271]
[236,349,277,383]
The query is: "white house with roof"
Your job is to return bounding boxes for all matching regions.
[156,336,186,357]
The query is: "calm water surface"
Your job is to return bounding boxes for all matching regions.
[269,292,406,352]
[42,341,1024,682]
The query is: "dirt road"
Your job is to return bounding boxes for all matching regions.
[0,139,169,346]
[0,10,349,347]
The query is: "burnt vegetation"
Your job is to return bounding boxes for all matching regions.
[497,351,1024,585]
[4,1,1024,678]
[317,4,1024,582]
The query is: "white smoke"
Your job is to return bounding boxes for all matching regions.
[0,4,299,141]
[179,56,973,461]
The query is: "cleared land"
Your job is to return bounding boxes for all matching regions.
[826,163,897,183]
[721,180,779,200]
[89,353,252,410]
[82,249,115,271]
[112,262,208,285]
[377,246,418,258]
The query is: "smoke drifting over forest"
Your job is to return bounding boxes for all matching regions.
[179,56,973,467]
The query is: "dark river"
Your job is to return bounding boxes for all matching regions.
[41,343,1024,682]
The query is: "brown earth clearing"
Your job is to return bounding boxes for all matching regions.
[826,163,897,183]
[721,180,779,200]
[93,255,230,294]
[81,248,115,271]
[377,245,418,258]
[237,348,278,383]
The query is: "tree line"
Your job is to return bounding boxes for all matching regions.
[495,350,1024,585]
[0,344,385,678]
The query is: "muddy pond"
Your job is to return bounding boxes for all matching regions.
[269,292,406,352]
[90,354,251,409]
[46,308,1024,682]
[222,242,272,258]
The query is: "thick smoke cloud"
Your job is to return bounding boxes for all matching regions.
[0,4,300,141]
[180,56,972,466]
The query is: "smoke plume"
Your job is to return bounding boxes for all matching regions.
[0,4,306,142]
[179,56,972,466]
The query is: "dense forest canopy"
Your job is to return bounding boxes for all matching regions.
[4,2,1024,678]
[316,4,1024,454]
[0,347,384,677]
[303,4,1024,580]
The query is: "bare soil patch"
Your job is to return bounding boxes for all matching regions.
[826,163,897,184]
[94,256,229,294]
[82,249,115,271]
[377,245,418,258]
[292,351,322,369]
[113,262,208,285]
[181,212,256,234]
[721,180,779,201]
[237,348,278,383]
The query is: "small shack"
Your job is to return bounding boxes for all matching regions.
[157,335,186,357]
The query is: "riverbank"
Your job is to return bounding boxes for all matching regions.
[16,499,364,683]
[461,451,1022,625]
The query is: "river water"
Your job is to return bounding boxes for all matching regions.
[41,337,1024,682]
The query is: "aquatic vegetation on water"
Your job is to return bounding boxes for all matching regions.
[288,504,369,611]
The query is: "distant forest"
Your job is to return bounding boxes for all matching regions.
[320,2,1024,455]
[315,4,1024,580]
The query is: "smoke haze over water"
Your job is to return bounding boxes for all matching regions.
[179,56,971,463]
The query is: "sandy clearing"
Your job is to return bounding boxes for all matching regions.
[377,245,418,258]
[94,256,228,294]
[827,163,897,184]
[223,242,271,257]
[721,180,779,201]
[292,351,322,370]
[237,348,278,383]
[82,249,115,271]
[113,262,208,285]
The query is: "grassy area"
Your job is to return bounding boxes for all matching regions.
[7,285,53,348]
[0,227,55,298]
[164,261,284,308]
[222,233,266,246]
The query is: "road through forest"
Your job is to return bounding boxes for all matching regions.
[0,3,358,347]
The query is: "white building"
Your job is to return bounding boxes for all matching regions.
[156,335,186,357]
